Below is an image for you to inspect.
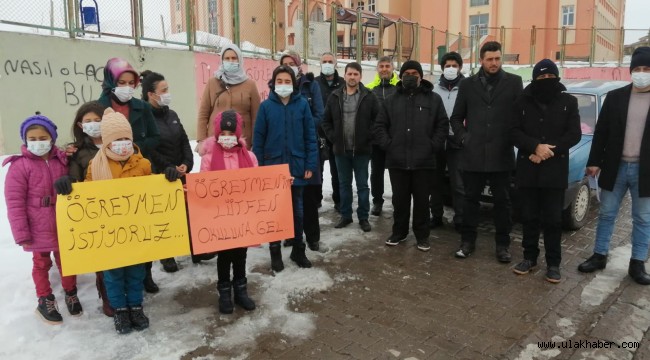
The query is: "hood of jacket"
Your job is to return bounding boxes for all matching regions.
[395,78,435,94]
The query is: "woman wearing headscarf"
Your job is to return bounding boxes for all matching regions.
[197,44,261,149]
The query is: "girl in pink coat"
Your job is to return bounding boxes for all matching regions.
[3,113,83,324]
[199,110,258,314]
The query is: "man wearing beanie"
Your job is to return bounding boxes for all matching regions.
[373,60,449,251]
[450,41,523,262]
[431,52,466,232]
[510,59,581,283]
[578,46,650,285]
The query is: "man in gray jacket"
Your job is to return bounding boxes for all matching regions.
[450,41,523,262]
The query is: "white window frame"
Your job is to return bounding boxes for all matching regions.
[562,5,575,26]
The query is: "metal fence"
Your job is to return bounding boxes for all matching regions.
[1,0,649,68]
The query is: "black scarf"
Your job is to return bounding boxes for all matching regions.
[439,73,465,90]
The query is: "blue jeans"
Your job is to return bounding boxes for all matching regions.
[594,162,650,261]
[335,152,371,220]
[103,264,146,309]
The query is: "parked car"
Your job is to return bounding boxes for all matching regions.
[474,80,629,230]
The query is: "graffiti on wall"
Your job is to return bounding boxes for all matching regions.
[562,67,632,81]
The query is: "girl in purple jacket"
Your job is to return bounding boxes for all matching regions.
[3,114,83,325]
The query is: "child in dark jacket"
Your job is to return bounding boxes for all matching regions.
[199,110,258,314]
[4,113,83,325]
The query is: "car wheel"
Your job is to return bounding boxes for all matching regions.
[562,178,591,230]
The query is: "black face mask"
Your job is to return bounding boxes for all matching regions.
[402,75,419,90]
[533,77,561,103]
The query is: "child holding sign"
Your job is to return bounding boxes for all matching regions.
[200,110,257,314]
[85,108,181,334]
[4,113,83,325]
[253,65,318,272]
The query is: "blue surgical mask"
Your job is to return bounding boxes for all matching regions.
[274,84,294,98]
[223,61,240,73]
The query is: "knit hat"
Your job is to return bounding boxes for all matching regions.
[20,112,58,143]
[399,60,424,78]
[100,107,133,145]
[280,50,302,67]
[630,46,650,73]
[214,110,242,138]
[532,59,559,80]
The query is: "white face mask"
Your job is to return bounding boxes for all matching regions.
[321,63,335,76]
[274,84,294,98]
[217,135,238,149]
[155,93,172,107]
[82,122,102,138]
[27,140,52,157]
[110,140,134,156]
[631,72,650,89]
[443,67,459,81]
[113,86,135,102]
[223,61,240,73]
[290,66,300,77]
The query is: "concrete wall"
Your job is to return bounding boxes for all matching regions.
[0,31,197,155]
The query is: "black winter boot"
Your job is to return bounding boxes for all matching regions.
[290,243,312,268]
[64,288,83,316]
[628,259,650,285]
[143,262,159,293]
[36,294,63,324]
[233,278,256,311]
[269,243,284,272]
[217,282,234,314]
[578,253,607,273]
[160,258,179,273]
[113,308,132,334]
[129,305,150,330]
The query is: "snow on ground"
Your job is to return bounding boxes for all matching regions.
[0,142,387,359]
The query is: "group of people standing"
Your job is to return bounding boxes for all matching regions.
[5,41,650,335]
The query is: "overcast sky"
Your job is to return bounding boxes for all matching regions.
[2,0,648,44]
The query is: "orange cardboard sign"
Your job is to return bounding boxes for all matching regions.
[185,164,294,254]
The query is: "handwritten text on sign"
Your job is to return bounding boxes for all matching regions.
[56,175,191,276]
[186,164,294,254]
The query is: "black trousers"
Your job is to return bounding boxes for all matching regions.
[370,145,386,205]
[429,150,447,220]
[446,148,464,225]
[389,169,435,240]
[461,171,512,247]
[328,141,340,206]
[303,184,321,244]
[217,248,247,284]
[519,187,564,267]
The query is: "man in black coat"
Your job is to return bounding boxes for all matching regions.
[373,60,449,251]
[450,41,523,262]
[578,46,650,285]
[322,62,381,232]
[510,59,581,283]
[315,52,345,215]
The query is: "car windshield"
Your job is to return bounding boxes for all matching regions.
[570,94,597,134]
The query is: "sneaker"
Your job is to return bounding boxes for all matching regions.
[416,238,431,252]
[513,259,537,275]
[129,306,150,331]
[545,266,562,283]
[454,242,475,258]
[359,219,371,232]
[65,288,83,316]
[385,234,407,246]
[370,203,382,216]
[496,247,512,263]
[114,308,132,334]
[36,294,63,325]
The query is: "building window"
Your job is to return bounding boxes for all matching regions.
[310,6,324,22]
[356,1,364,10]
[469,14,489,37]
[562,5,575,26]
[470,0,489,6]
[208,0,216,13]
[209,18,217,34]
[367,31,375,45]
[176,0,181,11]
[176,24,182,33]
[368,0,376,12]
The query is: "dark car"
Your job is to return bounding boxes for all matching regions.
[476,80,629,230]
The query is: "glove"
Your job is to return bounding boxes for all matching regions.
[54,175,74,195]
[164,167,182,182]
